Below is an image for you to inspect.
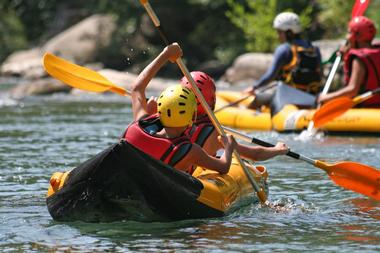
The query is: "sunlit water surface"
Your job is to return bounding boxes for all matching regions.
[0,94,379,252]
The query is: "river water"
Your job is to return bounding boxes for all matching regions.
[0,93,379,252]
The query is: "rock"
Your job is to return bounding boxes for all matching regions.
[9,78,70,99]
[313,39,345,61]
[197,60,229,79]
[98,69,177,93]
[0,48,44,78]
[1,14,116,78]
[222,53,273,84]
[43,14,116,64]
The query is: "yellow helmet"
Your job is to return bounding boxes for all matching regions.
[157,85,197,127]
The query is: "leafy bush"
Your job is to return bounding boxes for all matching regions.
[226,0,317,53]
[0,9,27,63]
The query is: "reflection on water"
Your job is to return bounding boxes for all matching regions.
[0,94,380,252]
[331,198,380,244]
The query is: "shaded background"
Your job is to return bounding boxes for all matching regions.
[1,0,379,78]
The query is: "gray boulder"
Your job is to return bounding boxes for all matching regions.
[1,14,116,79]
[222,53,273,84]
[43,14,116,64]
[9,78,70,99]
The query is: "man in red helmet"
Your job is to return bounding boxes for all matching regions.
[181,71,289,161]
[318,16,380,107]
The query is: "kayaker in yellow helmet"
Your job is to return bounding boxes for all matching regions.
[123,43,237,175]
[318,16,380,107]
[244,12,322,109]
[180,71,290,159]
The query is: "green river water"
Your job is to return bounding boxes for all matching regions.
[0,93,379,252]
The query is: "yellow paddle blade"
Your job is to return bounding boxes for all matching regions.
[313,97,354,128]
[315,160,380,200]
[43,53,128,96]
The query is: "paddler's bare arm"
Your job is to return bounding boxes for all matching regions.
[177,135,236,174]
[318,58,365,104]
[130,43,183,121]
[236,142,289,161]
[203,129,288,161]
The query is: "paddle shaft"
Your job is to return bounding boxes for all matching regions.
[140,0,268,203]
[306,52,342,132]
[214,83,276,113]
[214,95,252,113]
[224,126,380,201]
[223,126,315,165]
[353,87,380,105]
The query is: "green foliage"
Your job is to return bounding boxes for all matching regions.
[0,9,27,63]
[227,0,277,52]
[318,0,352,39]
[0,0,379,75]
[226,0,318,53]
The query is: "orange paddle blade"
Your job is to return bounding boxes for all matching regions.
[315,160,380,200]
[313,97,354,128]
[43,53,128,96]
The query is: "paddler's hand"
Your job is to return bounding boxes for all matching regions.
[274,142,289,155]
[339,42,350,56]
[164,43,183,63]
[317,93,327,104]
[218,134,237,150]
[146,96,157,115]
[243,86,256,96]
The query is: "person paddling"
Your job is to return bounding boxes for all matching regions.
[244,12,322,109]
[181,71,289,160]
[123,43,237,175]
[318,16,380,107]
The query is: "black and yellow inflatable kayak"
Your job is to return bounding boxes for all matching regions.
[46,140,268,222]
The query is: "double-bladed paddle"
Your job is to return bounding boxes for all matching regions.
[214,83,277,114]
[224,126,380,201]
[313,87,380,128]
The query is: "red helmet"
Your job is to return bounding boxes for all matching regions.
[348,16,376,42]
[180,71,216,116]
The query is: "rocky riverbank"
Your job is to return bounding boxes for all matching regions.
[0,14,346,99]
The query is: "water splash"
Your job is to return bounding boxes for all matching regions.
[296,128,325,142]
[268,198,317,214]
[0,96,18,107]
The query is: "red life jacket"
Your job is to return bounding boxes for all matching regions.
[184,116,216,173]
[186,116,215,147]
[344,45,380,107]
[123,114,193,170]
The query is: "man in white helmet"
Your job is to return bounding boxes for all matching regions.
[244,12,322,110]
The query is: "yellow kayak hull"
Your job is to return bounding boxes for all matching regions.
[216,91,380,133]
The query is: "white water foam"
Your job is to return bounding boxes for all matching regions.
[296,128,325,142]
[0,96,18,107]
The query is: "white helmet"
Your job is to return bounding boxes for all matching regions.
[273,12,302,34]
